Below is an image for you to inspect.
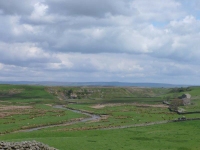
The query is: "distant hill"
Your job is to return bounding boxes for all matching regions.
[0,81,189,88]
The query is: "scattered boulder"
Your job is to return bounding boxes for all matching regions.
[180,93,191,105]
[0,141,58,150]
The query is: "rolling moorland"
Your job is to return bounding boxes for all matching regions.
[0,84,200,150]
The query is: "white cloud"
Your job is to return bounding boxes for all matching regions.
[0,0,200,84]
[0,42,59,66]
[169,15,200,34]
[131,0,184,21]
[56,53,143,73]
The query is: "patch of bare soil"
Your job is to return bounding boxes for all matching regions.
[0,105,32,118]
[90,103,168,109]
[90,104,123,109]
[45,104,53,107]
[0,105,32,111]
[46,87,67,101]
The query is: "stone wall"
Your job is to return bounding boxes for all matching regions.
[0,141,58,150]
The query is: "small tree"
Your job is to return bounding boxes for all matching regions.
[169,99,183,111]
[67,89,73,96]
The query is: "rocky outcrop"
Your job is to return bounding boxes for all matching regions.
[0,141,58,150]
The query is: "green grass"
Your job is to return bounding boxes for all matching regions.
[62,102,199,131]
[0,85,85,133]
[0,104,85,134]
[53,86,168,99]
[0,85,200,150]
[0,120,200,150]
[0,85,56,104]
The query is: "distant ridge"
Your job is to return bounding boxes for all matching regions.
[0,81,189,88]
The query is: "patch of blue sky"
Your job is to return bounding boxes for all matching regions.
[179,0,200,20]
[194,11,200,20]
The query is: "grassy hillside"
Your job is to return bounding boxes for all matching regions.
[0,84,200,150]
[163,86,200,112]
[49,86,169,99]
[0,84,55,103]
[0,85,85,134]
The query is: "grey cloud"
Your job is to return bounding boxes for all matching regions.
[0,42,61,68]
[0,17,13,42]
[0,0,33,15]
[0,0,191,59]
[46,0,133,18]
[0,51,199,84]
[0,0,200,84]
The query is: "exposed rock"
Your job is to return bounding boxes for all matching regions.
[181,93,191,105]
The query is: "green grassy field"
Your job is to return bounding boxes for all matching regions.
[0,85,85,134]
[1,121,200,150]
[0,85,200,150]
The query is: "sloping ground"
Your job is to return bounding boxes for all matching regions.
[165,86,200,113]
[0,89,24,97]
[0,85,199,150]
[47,86,168,100]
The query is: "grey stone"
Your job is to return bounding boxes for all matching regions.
[0,141,58,150]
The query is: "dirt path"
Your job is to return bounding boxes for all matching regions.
[17,105,101,132]
[14,105,200,133]
[101,120,171,130]
[90,103,168,109]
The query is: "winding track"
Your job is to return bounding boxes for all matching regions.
[19,105,101,132]
[18,105,200,132]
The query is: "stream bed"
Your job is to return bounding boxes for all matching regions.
[21,105,101,132]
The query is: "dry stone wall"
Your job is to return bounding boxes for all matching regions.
[0,141,58,150]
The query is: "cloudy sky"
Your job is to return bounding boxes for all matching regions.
[0,0,200,84]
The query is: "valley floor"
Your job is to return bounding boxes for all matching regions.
[0,85,200,150]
